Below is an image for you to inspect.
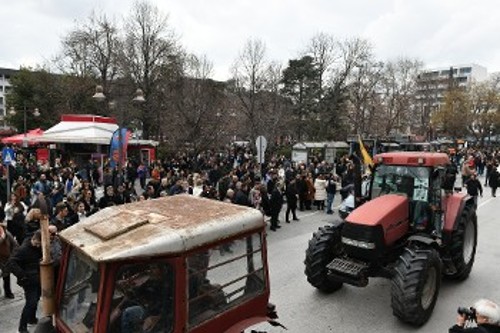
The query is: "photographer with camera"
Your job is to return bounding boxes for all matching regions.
[449,299,500,332]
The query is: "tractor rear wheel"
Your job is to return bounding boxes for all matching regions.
[391,247,441,326]
[445,207,477,280]
[304,224,343,293]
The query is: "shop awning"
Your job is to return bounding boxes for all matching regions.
[1,128,44,145]
[33,114,158,146]
[34,114,118,145]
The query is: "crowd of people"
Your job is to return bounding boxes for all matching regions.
[0,144,500,332]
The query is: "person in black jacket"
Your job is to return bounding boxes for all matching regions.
[465,173,483,204]
[6,231,43,333]
[325,174,338,214]
[489,165,499,197]
[99,185,117,209]
[269,186,283,231]
[449,299,500,332]
[233,182,250,206]
[296,174,308,211]
[285,178,299,223]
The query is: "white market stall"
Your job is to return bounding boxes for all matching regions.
[34,114,158,165]
[292,141,349,164]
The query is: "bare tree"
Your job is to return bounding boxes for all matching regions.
[325,37,373,139]
[167,54,226,152]
[59,11,120,89]
[260,61,291,142]
[231,38,268,143]
[120,0,179,139]
[345,61,383,136]
[375,58,422,136]
[468,80,500,145]
[307,33,337,99]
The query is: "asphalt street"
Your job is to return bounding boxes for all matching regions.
[253,176,500,332]
[1,176,499,332]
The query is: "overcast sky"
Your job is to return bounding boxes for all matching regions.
[2,0,500,81]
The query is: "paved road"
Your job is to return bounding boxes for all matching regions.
[253,178,500,332]
[1,177,499,332]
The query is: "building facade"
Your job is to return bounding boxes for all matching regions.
[414,64,488,139]
[416,64,488,106]
[0,67,19,122]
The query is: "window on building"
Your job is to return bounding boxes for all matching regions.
[4,86,12,93]
[459,67,472,74]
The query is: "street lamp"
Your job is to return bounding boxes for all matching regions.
[9,105,40,148]
[92,85,146,179]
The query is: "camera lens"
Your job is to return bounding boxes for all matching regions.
[457,307,476,321]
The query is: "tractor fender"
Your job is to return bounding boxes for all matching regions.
[442,193,474,233]
[330,219,345,229]
[407,234,440,248]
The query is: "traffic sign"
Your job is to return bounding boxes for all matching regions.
[2,147,15,166]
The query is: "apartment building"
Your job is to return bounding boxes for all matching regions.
[410,64,488,139]
[0,67,19,121]
[416,63,488,106]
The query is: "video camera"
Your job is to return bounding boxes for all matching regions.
[458,306,477,321]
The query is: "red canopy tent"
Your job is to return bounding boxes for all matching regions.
[1,128,44,146]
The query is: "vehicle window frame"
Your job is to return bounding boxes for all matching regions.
[186,231,266,328]
[106,260,176,333]
[58,248,101,333]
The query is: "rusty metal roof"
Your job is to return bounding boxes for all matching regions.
[59,195,265,262]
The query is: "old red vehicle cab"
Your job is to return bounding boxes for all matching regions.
[35,195,278,333]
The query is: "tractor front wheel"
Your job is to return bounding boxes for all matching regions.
[304,224,343,293]
[391,247,441,326]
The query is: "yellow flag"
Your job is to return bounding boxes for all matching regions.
[358,135,374,167]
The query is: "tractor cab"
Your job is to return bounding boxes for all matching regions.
[369,153,450,234]
[36,195,279,333]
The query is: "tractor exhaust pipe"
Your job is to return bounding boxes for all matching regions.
[37,199,56,316]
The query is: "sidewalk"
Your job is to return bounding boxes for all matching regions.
[0,279,25,332]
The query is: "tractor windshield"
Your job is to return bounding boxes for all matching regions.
[372,165,430,201]
[59,249,100,332]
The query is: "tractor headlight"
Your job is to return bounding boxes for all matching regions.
[342,237,376,250]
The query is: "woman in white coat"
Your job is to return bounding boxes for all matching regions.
[314,174,327,211]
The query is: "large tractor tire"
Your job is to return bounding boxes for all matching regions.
[304,224,343,293]
[391,247,441,326]
[445,207,477,281]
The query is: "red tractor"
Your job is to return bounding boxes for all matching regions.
[304,152,478,326]
[33,195,282,333]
